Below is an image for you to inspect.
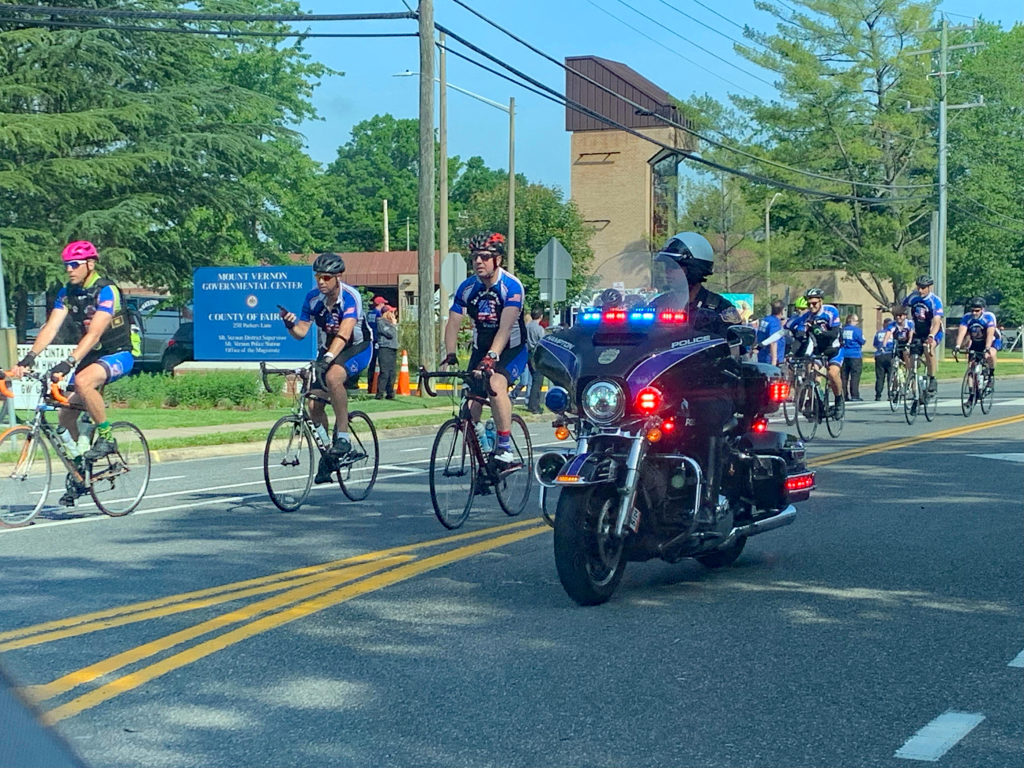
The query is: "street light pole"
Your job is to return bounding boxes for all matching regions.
[765,191,782,312]
[417,0,436,371]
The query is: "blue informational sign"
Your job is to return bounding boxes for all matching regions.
[722,292,756,324]
[193,266,317,361]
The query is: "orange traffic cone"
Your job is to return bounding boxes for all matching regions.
[397,349,411,396]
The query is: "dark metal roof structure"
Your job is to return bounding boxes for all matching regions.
[565,56,687,132]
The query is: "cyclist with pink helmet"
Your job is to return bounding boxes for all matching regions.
[11,240,135,476]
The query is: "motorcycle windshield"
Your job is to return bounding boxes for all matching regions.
[534,261,727,394]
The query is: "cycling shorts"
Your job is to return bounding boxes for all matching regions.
[69,350,134,386]
[468,344,528,387]
[827,347,844,367]
[970,338,1001,354]
[332,336,372,379]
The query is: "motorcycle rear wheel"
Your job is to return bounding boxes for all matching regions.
[553,484,626,606]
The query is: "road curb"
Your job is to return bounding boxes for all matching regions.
[149,411,552,463]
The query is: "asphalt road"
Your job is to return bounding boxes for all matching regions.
[1,380,1022,768]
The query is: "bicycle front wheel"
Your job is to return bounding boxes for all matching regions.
[960,368,976,417]
[794,383,818,441]
[89,422,151,517]
[264,415,314,512]
[824,388,844,438]
[903,376,920,425]
[495,413,534,517]
[922,376,937,422]
[0,426,52,528]
[338,411,379,501]
[980,371,995,414]
[429,418,476,529]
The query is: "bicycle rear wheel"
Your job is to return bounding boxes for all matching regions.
[494,413,533,517]
[429,418,476,529]
[794,383,818,441]
[960,368,976,417]
[89,422,151,517]
[338,411,379,501]
[264,415,314,512]
[979,370,995,414]
[0,426,52,527]
[824,387,844,438]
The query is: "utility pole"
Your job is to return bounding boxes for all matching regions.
[417,0,437,370]
[765,192,782,312]
[908,18,985,358]
[507,96,515,274]
[383,199,390,252]
[438,31,448,273]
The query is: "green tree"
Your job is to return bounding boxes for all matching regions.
[0,0,327,325]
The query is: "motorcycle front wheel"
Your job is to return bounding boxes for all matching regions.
[553,484,626,606]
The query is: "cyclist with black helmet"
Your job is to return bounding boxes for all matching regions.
[278,252,372,484]
[10,241,134,470]
[882,304,914,364]
[443,232,527,468]
[901,275,944,393]
[786,288,844,415]
[955,297,1000,381]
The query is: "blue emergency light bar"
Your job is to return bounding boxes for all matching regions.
[579,307,685,325]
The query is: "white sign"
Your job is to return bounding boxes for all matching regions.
[11,344,76,409]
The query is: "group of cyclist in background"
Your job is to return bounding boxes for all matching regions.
[757,274,1003,424]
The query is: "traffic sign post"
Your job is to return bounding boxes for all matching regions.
[535,237,572,320]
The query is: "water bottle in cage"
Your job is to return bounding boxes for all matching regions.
[475,421,491,452]
[484,419,497,453]
[77,413,94,454]
[314,423,330,449]
[56,426,80,457]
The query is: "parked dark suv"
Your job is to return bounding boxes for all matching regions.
[161,322,194,372]
[125,296,190,371]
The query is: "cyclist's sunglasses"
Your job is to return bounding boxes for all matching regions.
[807,299,822,306]
[315,273,337,282]
[64,260,88,269]
[471,251,496,262]
[971,307,983,312]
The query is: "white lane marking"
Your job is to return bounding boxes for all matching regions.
[894,711,985,762]
[1009,649,1024,668]
[967,453,1024,464]
[150,475,187,483]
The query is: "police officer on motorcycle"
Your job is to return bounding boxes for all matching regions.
[651,232,743,517]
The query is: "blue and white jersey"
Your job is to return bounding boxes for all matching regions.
[873,325,894,355]
[450,268,526,351]
[887,318,913,346]
[299,283,364,347]
[902,292,943,334]
[755,314,786,363]
[787,304,840,335]
[960,310,997,345]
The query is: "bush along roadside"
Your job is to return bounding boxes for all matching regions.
[105,371,288,409]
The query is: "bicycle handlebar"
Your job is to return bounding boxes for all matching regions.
[417,367,485,398]
[0,370,13,400]
[259,361,311,395]
[0,369,72,405]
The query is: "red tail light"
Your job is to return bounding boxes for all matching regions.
[752,417,768,433]
[769,380,790,402]
[603,310,627,323]
[166,339,177,348]
[661,417,676,433]
[785,472,815,492]
[658,311,687,324]
[636,387,662,414]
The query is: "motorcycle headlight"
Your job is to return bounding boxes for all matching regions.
[581,380,625,425]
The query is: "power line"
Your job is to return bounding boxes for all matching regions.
[580,0,756,94]
[948,204,1024,235]
[654,0,772,52]
[2,17,418,39]
[437,23,926,205]
[607,0,776,86]
[955,193,1024,225]
[0,5,414,23]
[446,0,936,192]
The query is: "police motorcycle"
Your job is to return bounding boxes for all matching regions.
[533,269,814,606]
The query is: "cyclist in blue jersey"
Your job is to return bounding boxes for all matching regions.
[756,300,787,366]
[902,275,944,393]
[883,305,914,364]
[278,253,372,484]
[11,241,134,470]
[442,231,527,468]
[785,288,844,415]
[954,297,1000,382]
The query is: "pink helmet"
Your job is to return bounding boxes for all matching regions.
[61,240,99,263]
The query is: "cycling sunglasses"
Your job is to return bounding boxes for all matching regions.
[471,252,496,262]
[315,273,338,282]
[64,260,88,269]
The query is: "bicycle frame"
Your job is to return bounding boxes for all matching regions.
[16,375,94,486]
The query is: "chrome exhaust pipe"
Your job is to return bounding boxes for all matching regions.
[535,451,571,488]
[717,505,797,549]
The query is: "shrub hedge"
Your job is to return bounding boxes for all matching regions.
[106,371,291,409]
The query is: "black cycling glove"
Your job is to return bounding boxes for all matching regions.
[314,352,335,380]
[49,357,75,382]
[17,351,36,369]
[442,353,458,367]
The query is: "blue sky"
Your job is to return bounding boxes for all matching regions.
[295,0,1021,196]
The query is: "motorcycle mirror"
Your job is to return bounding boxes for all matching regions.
[726,324,756,350]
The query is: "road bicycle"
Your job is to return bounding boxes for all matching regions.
[0,370,151,527]
[903,342,936,425]
[954,347,994,417]
[419,367,534,530]
[793,354,844,441]
[779,355,804,426]
[260,362,379,512]
[887,352,909,412]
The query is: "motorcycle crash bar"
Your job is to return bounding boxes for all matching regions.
[718,504,797,550]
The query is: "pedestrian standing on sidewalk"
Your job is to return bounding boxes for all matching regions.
[375,305,399,400]
[841,313,866,400]
[873,314,894,400]
[525,305,546,414]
